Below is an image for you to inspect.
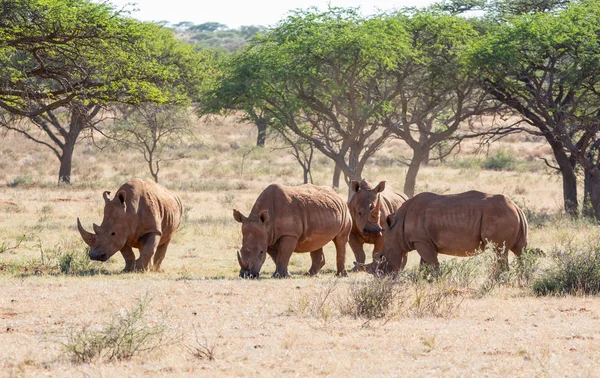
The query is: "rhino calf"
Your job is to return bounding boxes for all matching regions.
[347,180,407,266]
[233,183,352,278]
[77,179,182,272]
[361,191,528,275]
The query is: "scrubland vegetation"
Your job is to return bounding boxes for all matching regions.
[2,117,600,376]
[2,0,600,376]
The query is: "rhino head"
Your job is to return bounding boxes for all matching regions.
[349,180,385,236]
[359,213,407,275]
[77,190,130,262]
[233,208,269,278]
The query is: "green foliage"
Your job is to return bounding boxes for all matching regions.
[55,248,96,275]
[8,175,33,187]
[62,295,177,363]
[482,150,517,171]
[0,0,208,117]
[533,241,600,296]
[171,21,265,52]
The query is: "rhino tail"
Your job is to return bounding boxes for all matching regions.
[513,206,528,256]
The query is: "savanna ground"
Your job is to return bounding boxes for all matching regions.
[1,117,599,376]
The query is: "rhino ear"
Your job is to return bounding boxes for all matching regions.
[116,190,127,211]
[259,210,270,224]
[103,191,111,203]
[386,213,396,229]
[233,209,245,223]
[375,181,386,193]
[351,181,360,193]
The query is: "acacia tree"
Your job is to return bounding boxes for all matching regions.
[109,104,192,183]
[470,0,600,216]
[204,9,411,189]
[198,52,272,148]
[272,124,315,184]
[0,0,206,183]
[1,102,102,182]
[386,11,499,197]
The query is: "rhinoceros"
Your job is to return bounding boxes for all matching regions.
[77,179,182,272]
[347,180,407,265]
[233,183,352,278]
[360,191,528,275]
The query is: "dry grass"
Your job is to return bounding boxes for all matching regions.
[1,116,599,376]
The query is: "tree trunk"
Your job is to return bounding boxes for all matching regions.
[419,130,430,166]
[149,156,159,183]
[332,165,341,189]
[583,166,600,219]
[549,141,578,216]
[421,148,430,166]
[403,149,425,198]
[58,141,75,184]
[256,118,267,147]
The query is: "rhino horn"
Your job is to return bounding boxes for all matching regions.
[93,223,101,234]
[369,196,381,223]
[77,218,96,246]
[237,251,249,270]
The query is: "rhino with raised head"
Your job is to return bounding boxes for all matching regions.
[347,180,407,266]
[233,183,352,278]
[77,178,182,272]
[360,191,528,275]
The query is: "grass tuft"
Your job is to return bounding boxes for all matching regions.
[62,295,178,363]
[340,276,398,319]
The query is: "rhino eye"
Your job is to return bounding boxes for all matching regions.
[260,250,264,254]
[111,232,116,236]
[358,211,362,216]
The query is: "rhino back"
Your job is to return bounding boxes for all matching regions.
[124,179,182,246]
[253,184,349,248]
[405,191,521,255]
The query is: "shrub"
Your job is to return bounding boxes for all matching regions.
[62,295,177,363]
[55,248,96,275]
[8,175,33,187]
[482,150,517,171]
[408,281,463,318]
[340,276,399,319]
[532,243,600,296]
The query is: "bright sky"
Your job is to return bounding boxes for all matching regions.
[107,0,437,29]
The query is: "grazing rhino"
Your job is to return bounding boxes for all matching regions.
[347,180,407,265]
[359,191,528,275]
[77,178,182,272]
[233,183,352,278]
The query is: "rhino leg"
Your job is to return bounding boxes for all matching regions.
[333,229,350,277]
[415,242,440,274]
[121,245,136,272]
[307,248,325,276]
[152,241,169,272]
[273,236,297,278]
[349,233,365,271]
[135,233,161,272]
[267,246,278,263]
